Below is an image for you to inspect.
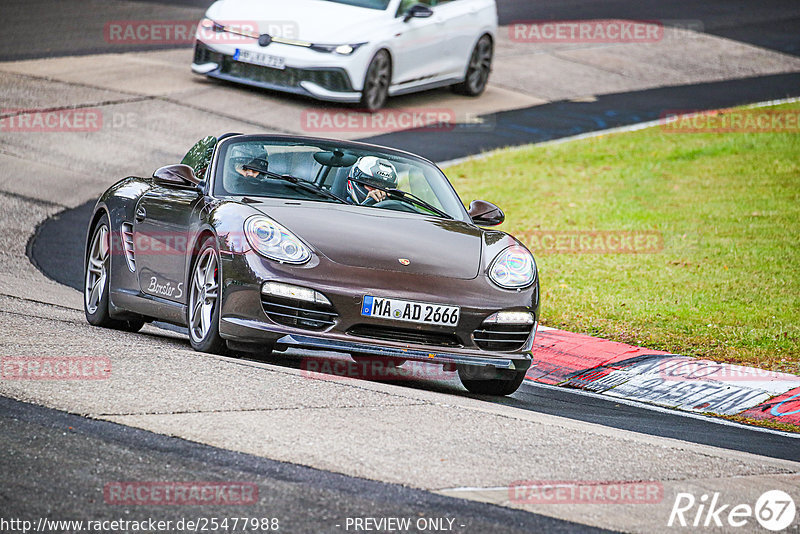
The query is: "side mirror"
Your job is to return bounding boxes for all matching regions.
[404,4,434,22]
[468,200,505,226]
[153,164,202,188]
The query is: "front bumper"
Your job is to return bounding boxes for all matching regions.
[222,317,531,371]
[218,249,539,372]
[192,40,363,103]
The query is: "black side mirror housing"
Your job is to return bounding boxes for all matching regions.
[404,4,434,22]
[468,200,505,226]
[153,164,202,188]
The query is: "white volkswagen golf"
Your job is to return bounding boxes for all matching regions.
[191,0,497,110]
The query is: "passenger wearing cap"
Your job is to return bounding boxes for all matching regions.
[224,154,270,195]
[235,156,270,181]
[346,156,398,205]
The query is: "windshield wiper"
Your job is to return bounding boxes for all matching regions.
[265,171,346,204]
[350,178,452,219]
[387,189,453,219]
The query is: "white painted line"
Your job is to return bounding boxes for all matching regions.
[522,379,800,438]
[438,96,800,167]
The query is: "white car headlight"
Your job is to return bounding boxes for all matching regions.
[335,44,355,55]
[310,42,367,55]
[244,215,311,264]
[199,18,218,30]
[488,245,536,289]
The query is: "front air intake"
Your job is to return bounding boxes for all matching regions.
[473,323,533,352]
[347,324,462,348]
[260,295,338,330]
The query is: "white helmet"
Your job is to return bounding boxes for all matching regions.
[347,156,398,204]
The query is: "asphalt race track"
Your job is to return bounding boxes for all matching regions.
[362,73,800,162]
[497,0,800,57]
[26,199,800,462]
[3,0,800,532]
[21,0,800,458]
[3,0,799,60]
[2,396,600,533]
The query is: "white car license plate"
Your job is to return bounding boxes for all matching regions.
[233,49,285,70]
[361,296,460,327]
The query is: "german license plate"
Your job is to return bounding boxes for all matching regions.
[361,296,460,327]
[233,49,285,70]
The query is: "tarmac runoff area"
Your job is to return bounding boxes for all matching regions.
[1,23,800,533]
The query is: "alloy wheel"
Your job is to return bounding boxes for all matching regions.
[85,225,109,315]
[466,36,493,94]
[188,247,219,343]
[362,51,391,111]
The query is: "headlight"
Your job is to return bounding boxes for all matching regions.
[244,215,311,264]
[488,245,536,289]
[310,42,366,55]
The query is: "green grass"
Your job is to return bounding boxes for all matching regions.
[447,102,800,373]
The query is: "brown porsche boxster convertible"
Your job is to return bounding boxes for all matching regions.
[84,134,539,395]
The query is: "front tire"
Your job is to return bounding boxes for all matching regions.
[360,50,391,112]
[227,340,276,359]
[457,364,527,396]
[188,236,227,354]
[452,35,493,96]
[84,215,144,332]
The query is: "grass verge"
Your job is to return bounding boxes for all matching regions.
[447,102,800,374]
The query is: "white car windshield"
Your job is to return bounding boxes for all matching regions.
[213,138,469,221]
[317,0,392,9]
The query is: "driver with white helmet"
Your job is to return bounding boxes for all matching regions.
[346,156,398,205]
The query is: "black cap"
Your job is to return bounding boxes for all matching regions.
[242,157,269,174]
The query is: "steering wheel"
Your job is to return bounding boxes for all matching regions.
[361,196,379,207]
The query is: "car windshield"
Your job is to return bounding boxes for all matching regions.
[316,0,391,9]
[213,138,468,221]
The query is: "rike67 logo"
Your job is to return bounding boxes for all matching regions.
[669,490,796,531]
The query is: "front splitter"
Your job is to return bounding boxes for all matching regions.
[222,317,530,371]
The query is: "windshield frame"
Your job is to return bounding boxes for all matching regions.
[207,134,471,222]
